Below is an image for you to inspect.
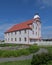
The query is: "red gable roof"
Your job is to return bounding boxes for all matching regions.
[5,19,33,33]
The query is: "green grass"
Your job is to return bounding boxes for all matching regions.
[0,44,18,47]
[0,45,39,57]
[0,49,30,57]
[0,60,31,65]
[0,43,31,47]
[0,44,52,58]
[0,60,52,65]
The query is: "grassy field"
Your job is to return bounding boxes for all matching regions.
[0,60,31,65]
[0,44,52,58]
[0,44,18,47]
[0,60,52,65]
[0,43,31,47]
[0,45,39,57]
[0,45,52,65]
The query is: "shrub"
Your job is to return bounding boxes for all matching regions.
[28,45,39,53]
[31,53,52,65]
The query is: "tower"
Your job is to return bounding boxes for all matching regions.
[33,13,41,40]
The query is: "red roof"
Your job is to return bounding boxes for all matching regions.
[5,19,33,33]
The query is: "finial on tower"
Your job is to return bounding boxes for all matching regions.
[35,13,39,15]
[34,13,40,19]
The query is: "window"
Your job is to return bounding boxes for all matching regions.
[7,33,9,36]
[8,38,9,41]
[15,31,17,35]
[19,31,21,34]
[10,32,13,36]
[39,27,40,30]
[32,24,34,29]
[25,30,26,33]
[15,38,17,41]
[36,32,37,35]
[19,38,21,41]
[36,26,37,29]
[11,38,13,41]
[33,31,34,34]
[24,37,27,41]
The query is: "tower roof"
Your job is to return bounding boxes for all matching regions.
[34,14,40,19]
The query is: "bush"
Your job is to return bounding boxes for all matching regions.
[28,45,39,53]
[31,53,52,65]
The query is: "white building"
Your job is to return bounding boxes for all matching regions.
[4,14,41,44]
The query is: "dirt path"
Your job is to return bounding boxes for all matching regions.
[0,54,33,63]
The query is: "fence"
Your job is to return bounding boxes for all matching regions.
[0,41,52,46]
[37,41,52,46]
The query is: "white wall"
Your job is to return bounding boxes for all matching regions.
[5,30,29,44]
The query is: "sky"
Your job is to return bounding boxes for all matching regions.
[0,0,52,40]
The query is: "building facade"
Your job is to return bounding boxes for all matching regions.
[4,14,41,44]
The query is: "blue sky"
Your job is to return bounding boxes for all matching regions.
[0,0,52,40]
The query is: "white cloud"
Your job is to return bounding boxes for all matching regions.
[0,17,26,40]
[37,0,52,7]
[40,6,45,9]
[0,23,13,31]
[43,26,52,29]
[42,26,52,38]
[0,23,14,40]
[42,0,52,6]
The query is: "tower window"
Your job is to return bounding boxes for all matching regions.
[36,27,37,29]
[32,24,34,29]
[33,31,34,34]
[36,32,37,35]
